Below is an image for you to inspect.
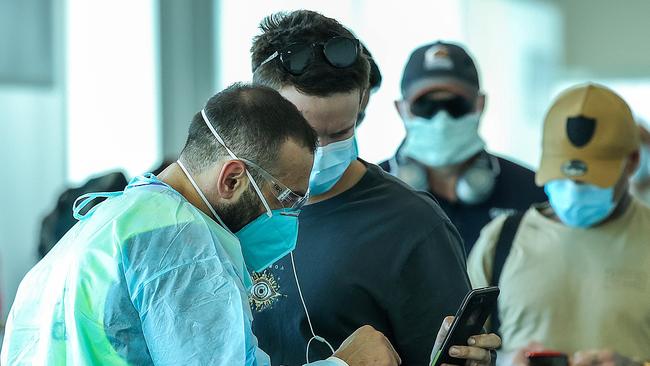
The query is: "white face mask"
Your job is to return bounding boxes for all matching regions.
[400,110,485,167]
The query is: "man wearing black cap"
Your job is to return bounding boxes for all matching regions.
[380,41,546,252]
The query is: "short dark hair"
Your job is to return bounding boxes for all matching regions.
[362,43,382,93]
[251,10,370,97]
[180,83,318,181]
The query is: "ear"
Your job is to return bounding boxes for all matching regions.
[395,100,407,119]
[475,93,486,114]
[359,87,368,102]
[639,124,650,144]
[216,160,248,200]
[626,150,641,177]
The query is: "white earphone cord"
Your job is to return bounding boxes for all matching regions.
[290,252,335,363]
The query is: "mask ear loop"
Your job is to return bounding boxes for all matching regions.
[201,109,273,217]
[290,252,335,363]
[177,159,235,233]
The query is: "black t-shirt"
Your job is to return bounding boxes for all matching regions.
[251,161,471,366]
[379,153,547,253]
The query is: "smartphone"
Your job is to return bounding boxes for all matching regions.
[527,351,569,366]
[430,286,500,366]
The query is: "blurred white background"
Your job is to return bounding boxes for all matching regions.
[2,0,650,325]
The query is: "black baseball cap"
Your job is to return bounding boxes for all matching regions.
[400,41,480,100]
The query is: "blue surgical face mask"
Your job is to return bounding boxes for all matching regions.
[544,179,616,228]
[235,208,298,272]
[401,110,485,167]
[309,134,359,196]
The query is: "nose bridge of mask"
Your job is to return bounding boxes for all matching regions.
[565,179,582,195]
[312,135,356,170]
[318,134,356,152]
[315,136,356,167]
[201,109,273,218]
[568,180,612,198]
[550,180,587,202]
[431,110,455,129]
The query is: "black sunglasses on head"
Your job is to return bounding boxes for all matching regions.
[254,36,360,75]
[410,95,474,119]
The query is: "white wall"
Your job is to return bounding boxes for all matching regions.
[65,0,161,184]
[0,0,66,322]
[553,0,650,78]
[159,0,218,159]
[0,87,66,321]
[0,0,161,323]
[463,0,562,168]
[549,0,650,125]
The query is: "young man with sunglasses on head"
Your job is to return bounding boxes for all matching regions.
[248,10,500,366]
[380,42,546,253]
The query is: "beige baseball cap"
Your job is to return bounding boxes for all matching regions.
[536,83,640,188]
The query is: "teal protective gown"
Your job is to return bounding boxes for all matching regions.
[1,174,337,366]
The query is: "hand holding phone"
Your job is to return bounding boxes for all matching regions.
[430,287,501,366]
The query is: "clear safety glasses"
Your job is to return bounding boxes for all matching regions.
[240,158,309,215]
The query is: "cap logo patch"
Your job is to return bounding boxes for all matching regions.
[561,159,588,177]
[566,115,596,148]
[424,45,453,71]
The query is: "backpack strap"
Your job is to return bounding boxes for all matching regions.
[489,211,525,335]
